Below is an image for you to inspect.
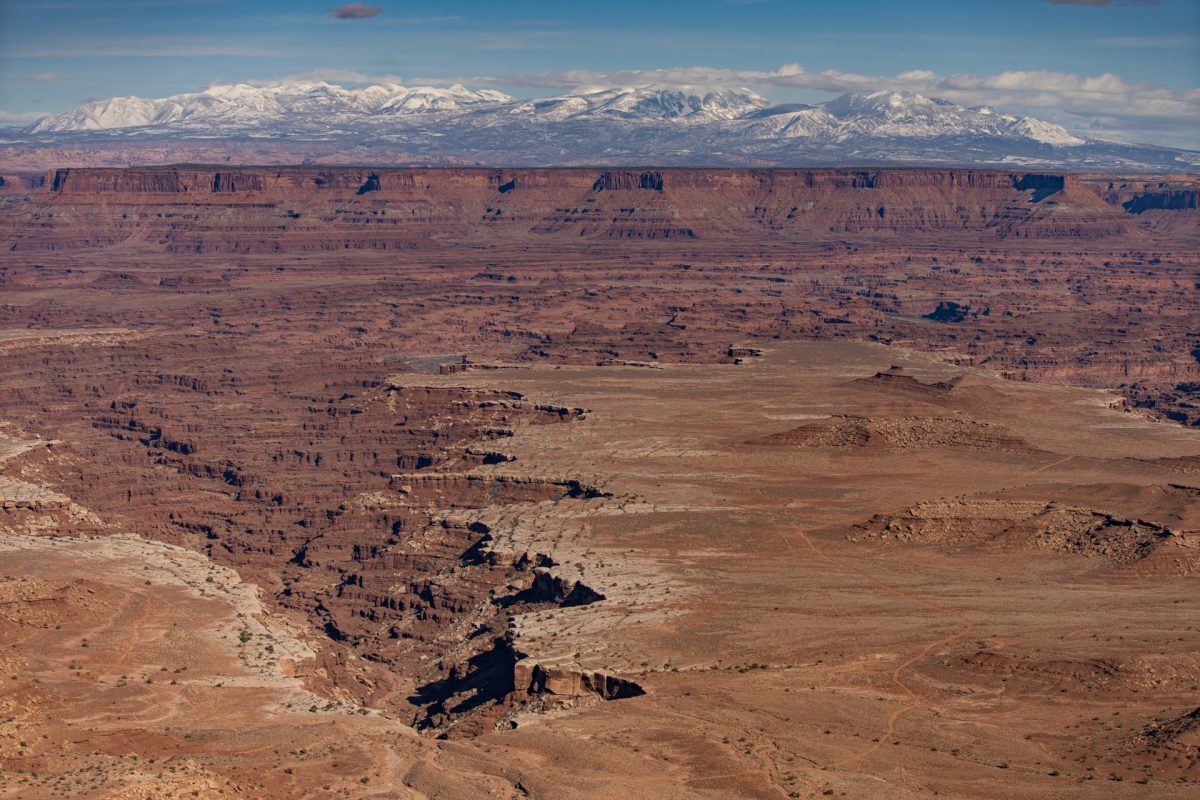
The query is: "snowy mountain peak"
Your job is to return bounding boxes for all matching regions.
[507,85,770,122]
[601,85,770,120]
[813,91,1087,147]
[20,80,1193,171]
[202,83,269,99]
[30,81,513,133]
[1011,116,1087,147]
[825,91,950,118]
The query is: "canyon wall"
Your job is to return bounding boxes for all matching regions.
[3,166,1195,255]
[1,165,1199,777]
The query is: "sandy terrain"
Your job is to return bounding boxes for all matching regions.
[0,167,1196,797]
[1,343,1197,797]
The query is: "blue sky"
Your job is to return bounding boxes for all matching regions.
[1,0,1197,146]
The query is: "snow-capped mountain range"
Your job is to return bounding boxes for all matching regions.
[30,82,512,133]
[14,82,1198,171]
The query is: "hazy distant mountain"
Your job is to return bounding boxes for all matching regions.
[29,82,510,134]
[15,83,1198,171]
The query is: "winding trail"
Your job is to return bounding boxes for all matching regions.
[793,528,975,768]
[1026,454,1073,477]
[787,449,1080,768]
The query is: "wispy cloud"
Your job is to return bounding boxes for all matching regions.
[0,110,48,125]
[7,60,1194,147]
[18,72,62,82]
[220,69,406,87]
[7,36,297,58]
[10,0,229,7]
[1095,35,1198,47]
[149,63,1200,146]
[330,2,381,19]
[433,62,1197,147]
[1046,0,1158,6]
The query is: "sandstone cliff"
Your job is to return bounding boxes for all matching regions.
[6,166,1190,255]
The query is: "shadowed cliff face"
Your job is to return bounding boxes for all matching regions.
[1013,173,1065,202]
[0,166,1197,426]
[6,166,1194,254]
[592,171,664,191]
[0,356,597,727]
[39,164,1112,201]
[1123,190,1199,214]
[2,160,1200,797]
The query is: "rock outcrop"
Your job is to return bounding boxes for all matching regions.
[9,166,1185,250]
[752,415,1032,450]
[853,498,1198,571]
[513,659,644,701]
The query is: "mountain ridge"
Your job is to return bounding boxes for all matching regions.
[8,83,1197,172]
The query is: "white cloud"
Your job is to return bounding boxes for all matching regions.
[217,69,406,88]
[11,61,1194,148]
[1095,35,1200,47]
[1045,0,1160,6]
[442,63,1198,148]
[10,39,296,58]
[0,110,49,125]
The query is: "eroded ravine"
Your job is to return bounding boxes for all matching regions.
[0,372,658,742]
